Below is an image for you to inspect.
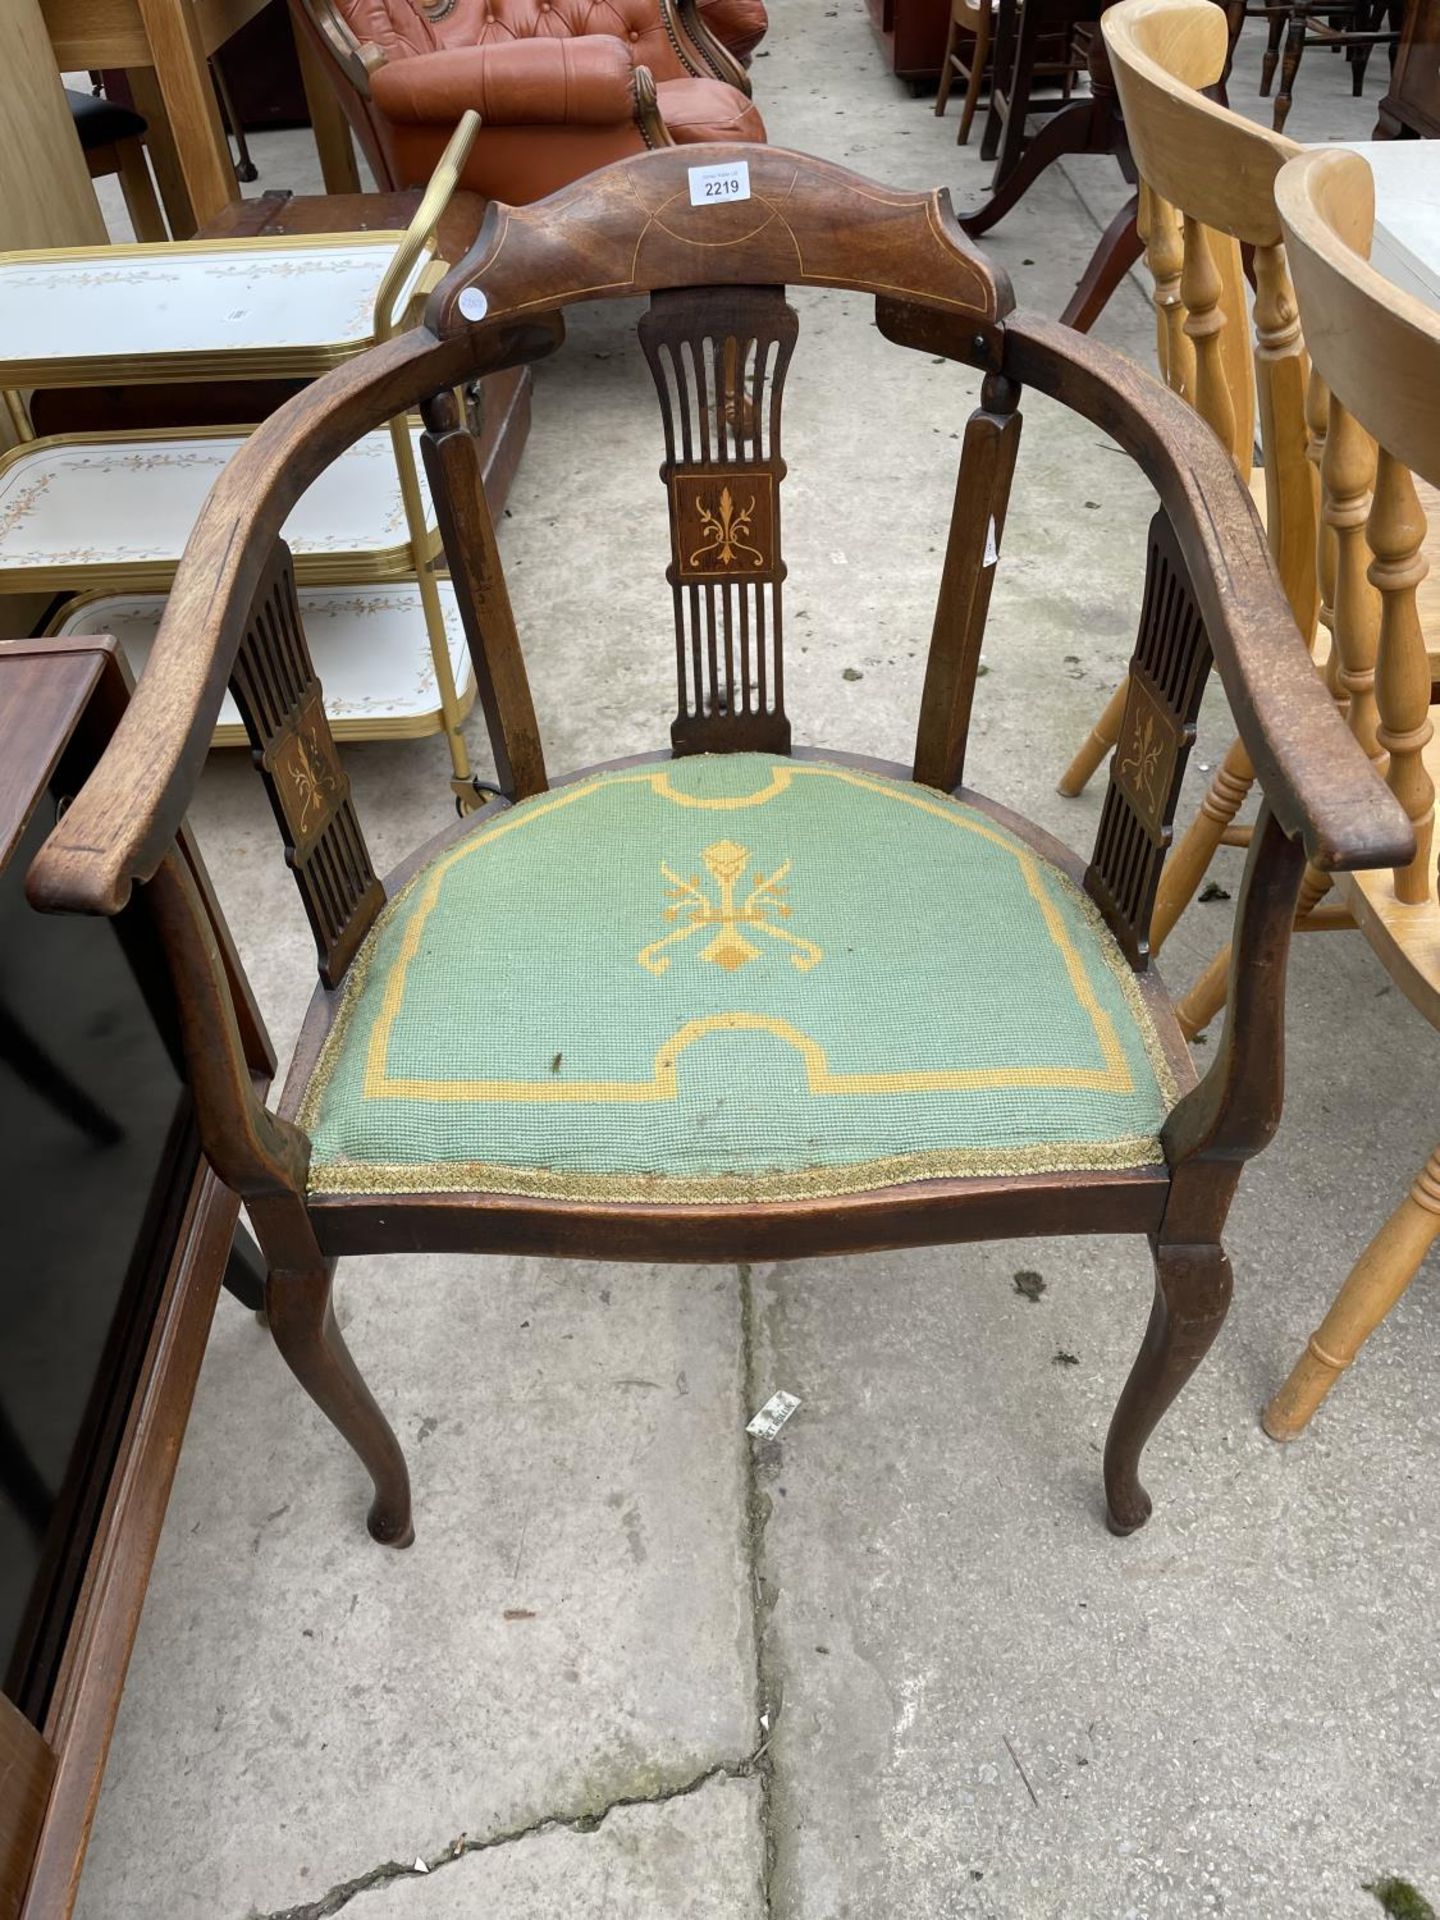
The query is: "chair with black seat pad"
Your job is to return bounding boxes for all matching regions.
[66,87,167,243]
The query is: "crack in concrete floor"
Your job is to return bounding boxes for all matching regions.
[738,1259,782,1912]
[250,1750,769,1920]
[252,1260,781,1920]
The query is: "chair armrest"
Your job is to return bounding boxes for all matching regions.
[1005,311,1413,875]
[662,0,754,93]
[370,36,642,128]
[696,0,768,57]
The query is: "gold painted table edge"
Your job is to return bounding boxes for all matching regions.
[0,423,440,594]
[0,235,439,391]
[46,586,479,747]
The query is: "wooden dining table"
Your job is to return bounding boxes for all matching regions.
[37,0,359,239]
[1335,139,1440,314]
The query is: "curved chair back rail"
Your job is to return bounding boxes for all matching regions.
[1105,0,1297,247]
[22,140,1412,1545]
[1279,147,1440,496]
[1103,0,1306,621]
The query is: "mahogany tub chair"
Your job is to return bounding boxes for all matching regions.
[27,145,1409,1549]
[292,0,766,204]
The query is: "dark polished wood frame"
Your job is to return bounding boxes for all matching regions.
[0,639,274,1920]
[1375,0,1440,135]
[27,145,1412,1554]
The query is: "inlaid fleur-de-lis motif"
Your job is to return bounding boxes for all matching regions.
[688,486,765,571]
[638,838,823,975]
[1117,710,1165,814]
[285,715,344,836]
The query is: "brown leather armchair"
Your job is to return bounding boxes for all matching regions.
[697,0,768,58]
[294,0,767,205]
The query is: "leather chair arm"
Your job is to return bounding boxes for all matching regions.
[370,35,641,127]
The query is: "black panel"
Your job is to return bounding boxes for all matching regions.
[0,783,197,1726]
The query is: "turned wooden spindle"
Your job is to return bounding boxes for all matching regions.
[1368,446,1435,903]
[1056,678,1127,798]
[1253,240,1318,644]
[1150,743,1254,954]
[1181,214,1240,469]
[1175,863,1334,1039]
[1142,183,1194,404]
[1056,209,1236,805]
[1324,393,1384,767]
[1305,367,1341,702]
[1264,1144,1440,1439]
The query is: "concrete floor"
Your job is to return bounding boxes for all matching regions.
[72,9,1440,1918]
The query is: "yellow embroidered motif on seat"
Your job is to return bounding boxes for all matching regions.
[639,837,823,975]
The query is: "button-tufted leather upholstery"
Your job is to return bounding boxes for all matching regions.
[316,0,766,203]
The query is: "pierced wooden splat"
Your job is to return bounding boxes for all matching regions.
[229,539,384,986]
[1086,512,1213,966]
[638,285,797,755]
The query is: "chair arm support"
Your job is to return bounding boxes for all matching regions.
[26,320,561,923]
[661,0,753,93]
[1004,312,1414,877]
[370,36,645,128]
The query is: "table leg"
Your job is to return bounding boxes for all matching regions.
[293,9,361,193]
[1059,193,1142,331]
[113,134,169,240]
[133,0,238,231]
[129,65,198,238]
[959,95,1094,233]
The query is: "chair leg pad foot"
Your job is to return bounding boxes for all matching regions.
[1260,1405,1302,1444]
[369,1506,416,1548]
[1105,1488,1152,1535]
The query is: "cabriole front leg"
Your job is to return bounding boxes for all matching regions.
[265,1259,414,1547]
[1104,1238,1234,1534]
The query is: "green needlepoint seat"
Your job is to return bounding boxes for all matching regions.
[299,753,1179,1203]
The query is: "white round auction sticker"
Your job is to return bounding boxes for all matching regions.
[457,287,489,322]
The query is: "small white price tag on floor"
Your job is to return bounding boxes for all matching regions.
[689,160,751,208]
[747,1390,801,1439]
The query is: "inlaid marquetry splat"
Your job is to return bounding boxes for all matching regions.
[1086,513,1213,965]
[229,540,384,985]
[639,285,797,754]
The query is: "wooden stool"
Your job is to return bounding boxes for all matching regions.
[934,0,997,145]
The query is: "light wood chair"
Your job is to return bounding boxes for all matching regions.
[67,87,167,243]
[1059,0,1440,1041]
[1263,144,1440,1438]
[1059,0,1309,981]
[934,0,996,146]
[22,145,1407,1548]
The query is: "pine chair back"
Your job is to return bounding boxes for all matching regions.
[26,145,1407,1549]
[1260,141,1440,1445]
[1105,0,1316,641]
[1279,146,1438,919]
